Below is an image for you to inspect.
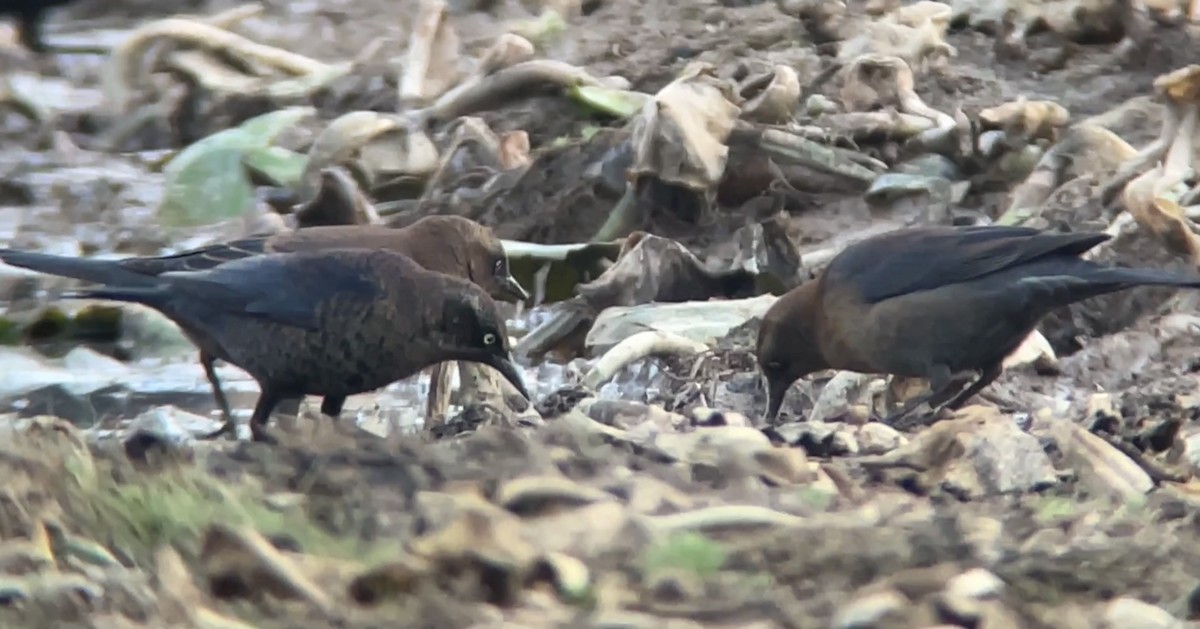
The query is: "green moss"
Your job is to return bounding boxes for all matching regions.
[60,461,397,568]
[643,532,728,580]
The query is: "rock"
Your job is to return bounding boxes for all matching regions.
[580,399,686,431]
[753,446,814,486]
[620,476,695,514]
[856,422,905,455]
[1100,598,1181,629]
[585,295,777,356]
[123,405,219,443]
[523,501,634,558]
[1186,430,1200,474]
[495,475,614,516]
[866,406,1056,498]
[651,425,773,466]
[1052,418,1153,501]
[833,588,908,628]
[939,409,1057,497]
[809,371,878,423]
[768,421,860,457]
[690,406,754,428]
[944,568,1005,600]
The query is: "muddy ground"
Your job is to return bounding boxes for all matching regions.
[4,0,1200,627]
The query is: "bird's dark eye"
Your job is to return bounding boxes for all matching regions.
[493,259,504,274]
[483,332,497,345]
[767,361,782,370]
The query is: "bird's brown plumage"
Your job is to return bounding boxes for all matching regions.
[756,225,1200,425]
[0,215,529,438]
[63,248,529,442]
[120,215,529,303]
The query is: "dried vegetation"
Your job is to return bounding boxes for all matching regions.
[2,0,1200,625]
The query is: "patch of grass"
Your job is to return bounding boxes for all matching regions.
[643,532,728,580]
[1034,496,1078,524]
[799,486,835,511]
[60,460,397,568]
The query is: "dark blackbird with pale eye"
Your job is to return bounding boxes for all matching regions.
[0,215,529,438]
[1,0,77,52]
[56,248,529,443]
[756,225,1200,425]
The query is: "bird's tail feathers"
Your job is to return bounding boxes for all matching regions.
[1094,265,1200,289]
[0,250,156,287]
[62,285,168,308]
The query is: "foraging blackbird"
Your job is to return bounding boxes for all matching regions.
[59,248,530,442]
[0,216,529,437]
[756,225,1200,425]
[1,0,76,52]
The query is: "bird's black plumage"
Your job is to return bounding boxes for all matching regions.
[64,248,530,442]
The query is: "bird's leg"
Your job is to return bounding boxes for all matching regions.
[248,391,283,444]
[199,352,239,441]
[15,11,48,54]
[320,395,346,418]
[942,363,1003,411]
[882,365,958,425]
[425,362,454,429]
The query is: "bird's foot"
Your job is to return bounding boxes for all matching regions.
[249,423,279,445]
[886,405,955,431]
[200,421,238,441]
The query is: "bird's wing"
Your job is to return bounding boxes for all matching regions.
[118,234,274,275]
[827,225,1110,304]
[160,252,382,331]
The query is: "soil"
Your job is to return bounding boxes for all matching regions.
[3,0,1200,627]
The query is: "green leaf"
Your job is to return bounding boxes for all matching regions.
[158,147,254,228]
[243,146,308,188]
[157,107,314,227]
[568,85,650,119]
[234,106,315,146]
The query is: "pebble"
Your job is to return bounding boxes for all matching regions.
[832,589,908,629]
[1100,598,1181,629]
[856,422,905,455]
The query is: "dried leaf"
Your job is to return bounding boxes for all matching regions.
[628,63,741,192]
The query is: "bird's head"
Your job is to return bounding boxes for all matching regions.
[470,230,529,304]
[755,281,827,424]
[410,216,530,304]
[437,286,531,401]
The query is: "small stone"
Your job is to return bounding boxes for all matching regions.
[126,405,217,443]
[652,426,772,464]
[831,428,860,456]
[944,568,1004,600]
[753,446,813,486]
[934,592,982,626]
[932,407,1057,498]
[1100,597,1180,629]
[1087,393,1119,421]
[857,422,905,455]
[1183,430,1200,473]
[832,589,908,629]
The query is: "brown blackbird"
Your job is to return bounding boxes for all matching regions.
[60,248,530,442]
[0,216,529,437]
[756,225,1200,425]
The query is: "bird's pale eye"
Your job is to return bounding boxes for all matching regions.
[483,332,497,345]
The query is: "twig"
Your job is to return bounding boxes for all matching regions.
[582,331,709,389]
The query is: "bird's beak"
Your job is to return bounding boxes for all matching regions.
[499,273,530,303]
[486,352,532,401]
[763,375,789,425]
